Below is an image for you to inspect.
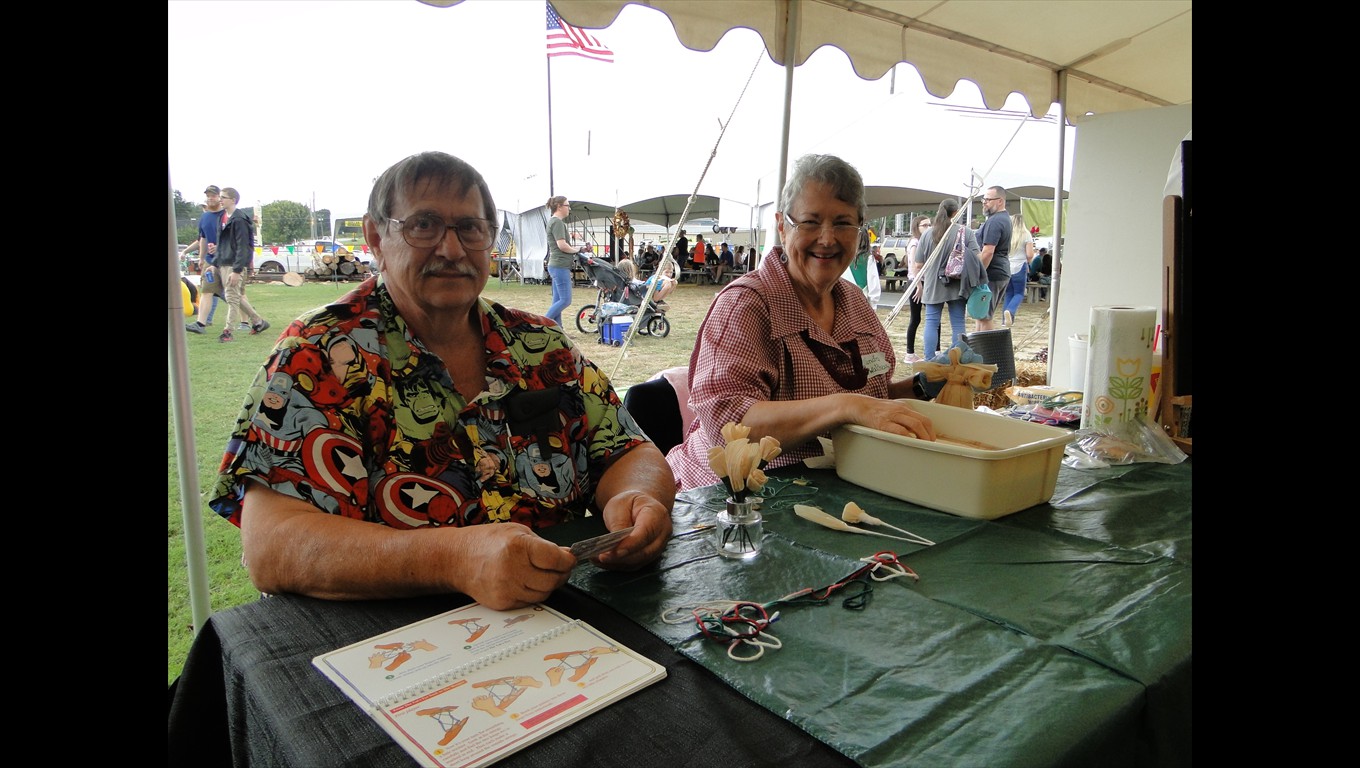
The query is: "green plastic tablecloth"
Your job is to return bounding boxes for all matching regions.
[569,461,1192,768]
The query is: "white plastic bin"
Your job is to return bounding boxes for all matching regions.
[832,401,1075,519]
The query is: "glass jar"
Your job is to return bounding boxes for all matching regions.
[714,497,762,559]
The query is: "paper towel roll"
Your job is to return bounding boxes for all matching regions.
[1081,305,1158,429]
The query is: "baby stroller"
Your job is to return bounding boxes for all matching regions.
[574,252,671,343]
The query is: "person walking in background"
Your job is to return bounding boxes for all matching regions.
[692,234,707,272]
[914,198,983,360]
[545,195,584,327]
[902,214,930,362]
[218,187,269,343]
[185,185,226,334]
[1001,213,1035,327]
[974,186,1012,331]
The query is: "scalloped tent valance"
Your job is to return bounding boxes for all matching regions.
[422,0,1191,120]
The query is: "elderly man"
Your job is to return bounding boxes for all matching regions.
[209,151,674,610]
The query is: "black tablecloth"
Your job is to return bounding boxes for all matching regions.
[169,588,858,768]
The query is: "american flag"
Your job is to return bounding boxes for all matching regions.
[546,2,614,63]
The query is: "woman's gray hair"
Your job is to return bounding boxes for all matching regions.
[367,151,497,223]
[778,154,866,223]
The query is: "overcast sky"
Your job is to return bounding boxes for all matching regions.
[168,0,1069,219]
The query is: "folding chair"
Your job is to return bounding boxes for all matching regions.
[622,377,685,456]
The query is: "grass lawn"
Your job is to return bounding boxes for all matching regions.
[168,272,1049,685]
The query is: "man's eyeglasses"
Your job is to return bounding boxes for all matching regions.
[784,214,863,240]
[982,197,1002,202]
[390,214,495,250]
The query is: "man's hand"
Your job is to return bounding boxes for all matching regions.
[592,490,673,570]
[449,524,575,610]
[240,484,576,608]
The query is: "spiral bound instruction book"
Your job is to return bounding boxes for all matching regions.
[313,601,667,768]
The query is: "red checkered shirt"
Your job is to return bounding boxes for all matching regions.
[666,251,898,489]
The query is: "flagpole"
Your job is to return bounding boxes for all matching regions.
[546,52,555,196]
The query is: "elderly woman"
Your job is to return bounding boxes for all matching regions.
[666,154,936,490]
[209,151,675,610]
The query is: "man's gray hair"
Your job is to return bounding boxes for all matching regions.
[367,151,497,224]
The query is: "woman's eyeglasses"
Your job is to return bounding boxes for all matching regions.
[784,214,863,240]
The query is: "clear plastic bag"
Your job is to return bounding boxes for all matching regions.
[1062,413,1188,469]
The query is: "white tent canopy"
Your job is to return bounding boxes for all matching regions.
[528,0,1191,119]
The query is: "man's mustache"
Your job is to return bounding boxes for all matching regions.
[421,264,482,278]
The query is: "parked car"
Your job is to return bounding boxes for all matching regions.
[876,236,914,275]
[250,241,320,275]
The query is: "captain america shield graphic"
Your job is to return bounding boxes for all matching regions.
[301,430,367,513]
[372,472,476,528]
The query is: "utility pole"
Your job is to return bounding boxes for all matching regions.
[310,192,318,240]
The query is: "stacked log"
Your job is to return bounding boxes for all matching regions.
[307,248,371,280]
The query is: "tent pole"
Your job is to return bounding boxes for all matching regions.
[770,0,800,264]
[169,168,213,634]
[1046,71,1069,385]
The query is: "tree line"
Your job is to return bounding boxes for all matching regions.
[173,190,335,247]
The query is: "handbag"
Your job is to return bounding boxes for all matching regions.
[942,226,965,279]
[967,282,993,320]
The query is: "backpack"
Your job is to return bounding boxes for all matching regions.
[942,226,965,279]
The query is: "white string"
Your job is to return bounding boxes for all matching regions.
[860,554,918,582]
[726,628,782,662]
[661,600,782,662]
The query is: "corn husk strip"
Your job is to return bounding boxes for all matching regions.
[757,436,781,468]
[721,422,751,444]
[707,445,735,495]
[793,504,929,545]
[841,501,868,524]
[747,468,768,493]
[725,438,750,493]
[841,502,934,546]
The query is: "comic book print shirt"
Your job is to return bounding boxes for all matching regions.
[208,276,648,530]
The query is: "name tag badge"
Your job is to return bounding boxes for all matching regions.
[862,352,890,378]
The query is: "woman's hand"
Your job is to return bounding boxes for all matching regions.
[844,394,936,441]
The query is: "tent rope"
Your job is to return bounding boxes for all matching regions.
[608,49,765,381]
[883,115,1029,327]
